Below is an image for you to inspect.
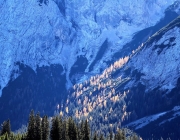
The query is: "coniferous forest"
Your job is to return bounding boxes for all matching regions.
[0,110,139,140]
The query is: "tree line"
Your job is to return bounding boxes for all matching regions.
[0,110,139,140]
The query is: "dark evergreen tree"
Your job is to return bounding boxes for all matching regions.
[4,133,9,140]
[59,117,63,140]
[93,131,98,140]
[27,110,36,140]
[99,134,104,140]
[42,116,49,140]
[130,133,139,140]
[50,116,61,140]
[78,120,84,140]
[67,118,73,140]
[109,129,113,140]
[68,117,77,140]
[61,118,67,140]
[121,130,125,140]
[35,112,42,140]
[114,129,125,140]
[22,134,27,140]
[59,119,65,140]
[83,120,90,140]
[1,120,11,136]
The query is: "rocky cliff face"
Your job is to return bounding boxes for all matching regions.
[0,0,179,96]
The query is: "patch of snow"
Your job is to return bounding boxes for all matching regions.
[126,112,166,130]
[170,106,180,119]
[172,106,180,111]
[159,106,180,125]
[127,106,180,128]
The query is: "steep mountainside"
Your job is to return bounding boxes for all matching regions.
[0,0,180,95]
[62,16,180,139]
[0,0,180,136]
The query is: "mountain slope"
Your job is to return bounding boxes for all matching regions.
[126,106,180,139]
[128,15,180,92]
[0,0,180,134]
[62,16,180,139]
[0,0,179,95]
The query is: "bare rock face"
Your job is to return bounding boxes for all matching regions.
[0,0,179,96]
[129,26,180,92]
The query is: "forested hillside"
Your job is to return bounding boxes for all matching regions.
[0,111,139,140]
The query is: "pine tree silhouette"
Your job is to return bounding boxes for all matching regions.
[42,116,49,140]
[83,120,90,140]
[1,120,11,136]
[50,116,61,140]
[93,131,98,140]
[35,112,42,140]
[27,110,36,140]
